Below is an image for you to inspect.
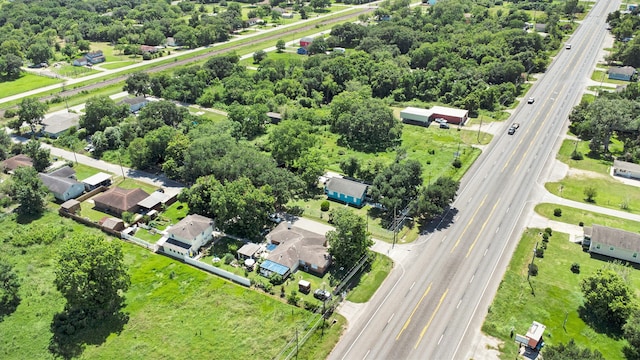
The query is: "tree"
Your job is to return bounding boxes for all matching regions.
[24,140,51,172]
[0,54,23,80]
[54,233,130,320]
[543,339,604,360]
[123,72,151,97]
[18,97,48,135]
[623,309,640,360]
[0,128,11,161]
[80,96,129,135]
[326,207,372,269]
[580,267,636,332]
[0,258,20,320]
[294,148,326,189]
[8,166,48,216]
[339,156,361,178]
[415,177,460,220]
[584,186,597,203]
[276,39,286,53]
[253,50,267,64]
[309,0,330,10]
[370,159,423,213]
[26,41,53,65]
[268,119,318,167]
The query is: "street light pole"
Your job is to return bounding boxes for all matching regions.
[477,115,483,143]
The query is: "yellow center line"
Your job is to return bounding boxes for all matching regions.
[414,288,449,349]
[396,283,432,341]
[451,194,487,253]
[466,198,501,258]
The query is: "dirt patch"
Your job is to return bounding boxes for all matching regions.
[566,167,609,179]
[471,333,503,360]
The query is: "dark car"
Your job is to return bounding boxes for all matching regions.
[314,289,332,301]
[439,123,450,129]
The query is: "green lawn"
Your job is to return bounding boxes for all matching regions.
[113,178,159,194]
[53,64,99,78]
[72,163,104,181]
[161,201,189,224]
[240,51,302,67]
[346,253,393,303]
[99,61,140,70]
[0,211,345,359]
[556,138,623,174]
[79,200,109,222]
[535,203,640,233]
[591,70,630,85]
[483,227,634,359]
[0,73,61,98]
[132,227,162,242]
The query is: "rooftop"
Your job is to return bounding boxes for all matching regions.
[93,187,150,212]
[82,172,112,186]
[588,224,640,253]
[325,177,368,199]
[168,214,214,241]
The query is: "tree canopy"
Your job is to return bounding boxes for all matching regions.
[326,207,372,269]
[543,339,604,360]
[580,267,637,333]
[0,258,20,320]
[8,166,48,216]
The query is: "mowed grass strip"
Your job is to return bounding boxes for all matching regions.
[346,253,393,303]
[535,203,640,233]
[482,228,633,360]
[0,73,61,98]
[0,212,342,360]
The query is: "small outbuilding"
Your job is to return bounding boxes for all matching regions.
[324,177,368,207]
[298,280,311,294]
[613,159,640,180]
[608,66,636,81]
[60,199,81,214]
[266,112,283,124]
[82,172,112,191]
[400,107,432,126]
[100,217,126,232]
[118,96,148,113]
[237,242,261,260]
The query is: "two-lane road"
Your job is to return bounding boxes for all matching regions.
[329,1,620,359]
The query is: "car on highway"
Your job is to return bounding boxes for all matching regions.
[565,44,572,50]
[527,97,535,104]
[508,123,520,135]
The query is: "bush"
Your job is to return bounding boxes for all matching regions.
[287,290,300,306]
[571,150,583,160]
[529,263,538,276]
[320,200,330,212]
[542,233,549,242]
[452,158,462,168]
[122,211,134,224]
[579,221,584,227]
[3,109,16,118]
[571,262,580,274]
[553,208,562,217]
[536,247,544,258]
[545,227,552,236]
[223,253,235,265]
[269,273,284,285]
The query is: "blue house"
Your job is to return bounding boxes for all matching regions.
[324,177,368,207]
[608,66,636,81]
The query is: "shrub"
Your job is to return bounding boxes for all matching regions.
[269,273,283,285]
[553,208,562,217]
[223,253,234,265]
[571,263,580,274]
[287,290,300,306]
[571,150,583,160]
[579,221,584,227]
[542,233,549,242]
[452,158,462,168]
[545,227,552,236]
[320,200,330,212]
[535,247,544,258]
[122,211,134,224]
[3,109,16,118]
[529,263,538,276]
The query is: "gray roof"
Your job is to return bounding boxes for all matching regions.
[168,214,214,241]
[93,187,150,212]
[137,191,169,209]
[614,159,640,173]
[609,66,636,76]
[61,199,80,209]
[590,224,640,253]
[42,112,80,136]
[119,96,147,106]
[38,173,82,195]
[325,177,368,199]
[238,243,261,258]
[49,165,76,178]
[82,172,112,186]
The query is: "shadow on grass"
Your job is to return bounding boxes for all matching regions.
[577,305,623,339]
[15,210,45,224]
[49,308,129,359]
[0,297,20,322]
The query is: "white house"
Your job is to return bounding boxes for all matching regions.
[584,224,640,264]
[160,214,215,258]
[613,159,640,181]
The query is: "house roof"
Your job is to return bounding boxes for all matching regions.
[82,172,112,186]
[266,112,282,119]
[266,222,330,271]
[168,214,214,241]
[401,107,432,117]
[614,159,640,173]
[42,112,80,136]
[49,165,76,178]
[61,199,80,210]
[39,173,82,195]
[2,154,33,171]
[93,187,150,212]
[137,191,169,209]
[325,177,368,199]
[260,260,289,276]
[119,96,147,106]
[430,105,469,118]
[238,243,261,258]
[526,321,546,344]
[74,56,88,63]
[609,66,636,76]
[590,224,640,253]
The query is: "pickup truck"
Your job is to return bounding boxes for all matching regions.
[508,123,520,135]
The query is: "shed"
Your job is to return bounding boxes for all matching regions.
[613,159,640,180]
[100,217,126,231]
[525,321,546,348]
[298,280,311,294]
[429,106,469,125]
[608,66,636,81]
[324,177,368,207]
[400,107,432,126]
[60,199,81,214]
[137,191,170,211]
[82,172,112,191]
[300,36,314,48]
[266,112,283,124]
[42,112,80,138]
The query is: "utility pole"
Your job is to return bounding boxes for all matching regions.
[528,241,538,281]
[392,205,397,249]
[477,115,483,143]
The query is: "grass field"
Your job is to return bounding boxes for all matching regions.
[0,211,345,359]
[482,227,635,359]
[535,203,640,233]
[99,61,140,70]
[54,64,99,78]
[346,253,393,303]
[556,138,624,174]
[0,73,61,98]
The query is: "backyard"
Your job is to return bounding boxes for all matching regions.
[482,227,638,360]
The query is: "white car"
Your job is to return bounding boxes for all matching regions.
[527,97,535,104]
[565,44,572,50]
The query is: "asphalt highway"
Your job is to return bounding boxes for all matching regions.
[328,1,621,359]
